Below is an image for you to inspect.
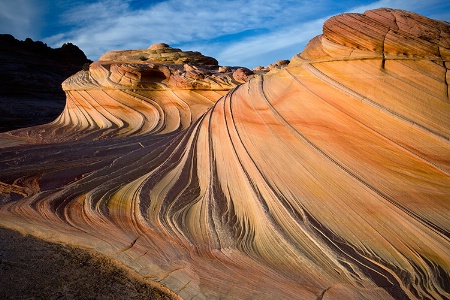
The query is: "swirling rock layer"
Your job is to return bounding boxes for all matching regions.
[1,9,450,300]
[4,44,240,143]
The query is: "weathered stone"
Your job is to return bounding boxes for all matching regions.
[218,66,232,73]
[232,67,254,83]
[148,43,170,50]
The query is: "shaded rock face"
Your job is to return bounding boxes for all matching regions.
[0,35,91,132]
[0,8,450,300]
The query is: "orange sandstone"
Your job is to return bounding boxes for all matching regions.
[0,8,449,300]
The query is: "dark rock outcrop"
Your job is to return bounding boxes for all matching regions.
[0,34,91,132]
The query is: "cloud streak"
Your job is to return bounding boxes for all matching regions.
[42,0,346,66]
[215,18,327,67]
[9,0,449,68]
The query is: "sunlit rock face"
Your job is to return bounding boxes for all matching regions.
[1,8,450,300]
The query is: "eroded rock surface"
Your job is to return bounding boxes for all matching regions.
[0,8,449,300]
[3,44,245,143]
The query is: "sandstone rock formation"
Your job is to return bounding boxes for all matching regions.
[232,67,254,83]
[3,44,244,143]
[254,59,290,72]
[1,8,450,300]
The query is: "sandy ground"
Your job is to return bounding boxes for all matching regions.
[0,227,176,300]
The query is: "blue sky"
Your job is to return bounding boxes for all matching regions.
[1,0,449,68]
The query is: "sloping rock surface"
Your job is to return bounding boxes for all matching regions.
[0,8,449,300]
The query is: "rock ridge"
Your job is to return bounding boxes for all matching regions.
[63,43,249,92]
[295,8,450,63]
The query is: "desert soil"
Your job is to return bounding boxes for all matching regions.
[0,227,174,299]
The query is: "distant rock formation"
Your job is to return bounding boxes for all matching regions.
[0,8,450,300]
[99,43,219,65]
[0,34,91,132]
[92,43,239,90]
[253,59,290,72]
[232,67,254,83]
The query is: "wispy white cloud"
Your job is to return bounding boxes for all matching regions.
[47,1,278,50]
[43,0,337,66]
[40,0,449,68]
[215,17,327,67]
